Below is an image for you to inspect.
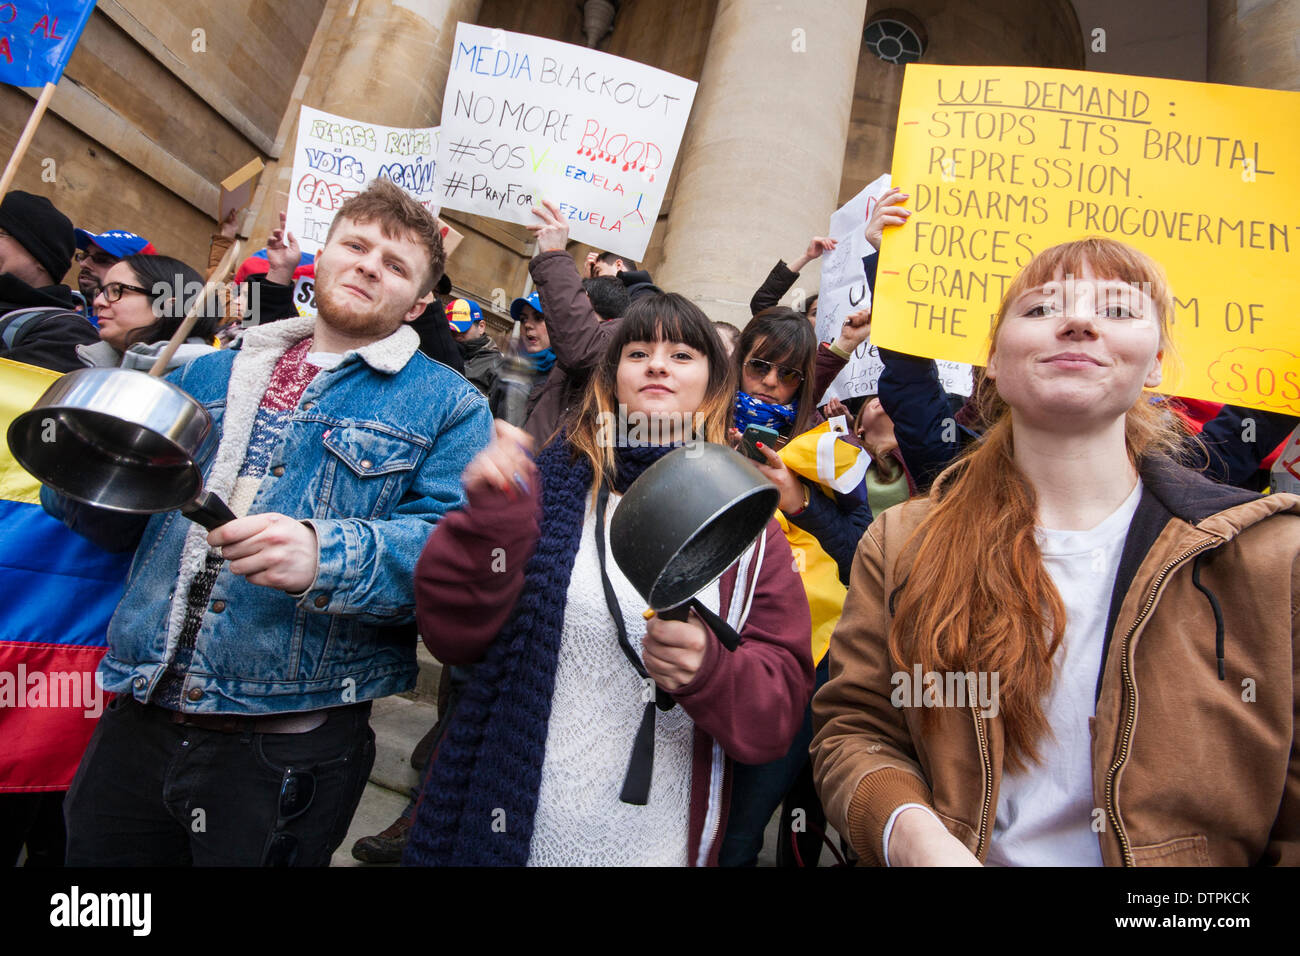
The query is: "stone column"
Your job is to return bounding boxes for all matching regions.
[1207,0,1299,91]
[249,0,481,244]
[654,0,869,327]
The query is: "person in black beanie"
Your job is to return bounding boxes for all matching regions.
[408,271,466,374]
[0,190,97,372]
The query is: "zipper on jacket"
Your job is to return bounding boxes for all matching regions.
[970,704,992,860]
[1103,538,1220,866]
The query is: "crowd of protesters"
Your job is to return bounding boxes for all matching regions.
[1,169,1297,869]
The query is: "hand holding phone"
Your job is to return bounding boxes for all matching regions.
[739,424,780,463]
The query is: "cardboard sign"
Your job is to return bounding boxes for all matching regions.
[435,22,697,261]
[817,175,972,401]
[873,64,1300,414]
[286,105,440,254]
[219,157,264,223]
[438,218,463,259]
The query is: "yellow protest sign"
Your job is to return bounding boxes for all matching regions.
[873,64,1300,414]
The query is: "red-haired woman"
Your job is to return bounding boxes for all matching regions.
[812,237,1300,866]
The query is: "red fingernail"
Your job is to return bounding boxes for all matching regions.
[756,442,764,449]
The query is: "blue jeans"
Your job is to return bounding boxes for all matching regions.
[720,655,830,867]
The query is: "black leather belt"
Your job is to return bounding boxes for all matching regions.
[146,704,338,734]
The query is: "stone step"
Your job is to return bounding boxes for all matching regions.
[367,694,438,795]
[412,642,442,703]
[331,780,410,867]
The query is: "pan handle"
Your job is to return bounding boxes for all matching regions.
[659,599,741,652]
[180,491,237,531]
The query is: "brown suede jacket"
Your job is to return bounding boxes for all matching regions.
[812,455,1300,866]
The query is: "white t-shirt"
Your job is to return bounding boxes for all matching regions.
[984,479,1143,867]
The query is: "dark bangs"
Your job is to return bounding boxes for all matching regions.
[735,306,819,434]
[739,307,816,369]
[612,292,722,358]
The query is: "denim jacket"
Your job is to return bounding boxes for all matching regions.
[43,317,492,715]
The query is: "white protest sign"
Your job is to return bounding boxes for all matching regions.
[1273,424,1300,495]
[817,174,972,401]
[435,22,697,261]
[286,105,441,254]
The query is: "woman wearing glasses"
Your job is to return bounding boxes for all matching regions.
[719,306,877,866]
[76,254,220,373]
[730,307,876,585]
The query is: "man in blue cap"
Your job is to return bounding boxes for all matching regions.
[445,296,501,396]
[73,228,156,317]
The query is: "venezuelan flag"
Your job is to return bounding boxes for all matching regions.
[0,358,131,792]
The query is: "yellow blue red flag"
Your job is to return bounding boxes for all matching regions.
[0,357,130,791]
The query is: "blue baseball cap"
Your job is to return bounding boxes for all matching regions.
[509,290,543,321]
[74,228,156,258]
[445,298,484,333]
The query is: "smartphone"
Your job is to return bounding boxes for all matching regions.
[740,424,781,462]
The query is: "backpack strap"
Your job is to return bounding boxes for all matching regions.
[0,307,91,350]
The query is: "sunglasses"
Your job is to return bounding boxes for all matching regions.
[260,767,316,867]
[75,249,118,267]
[744,357,804,387]
[91,281,151,303]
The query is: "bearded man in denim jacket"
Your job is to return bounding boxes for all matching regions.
[44,180,492,866]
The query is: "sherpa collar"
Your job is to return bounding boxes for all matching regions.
[157,315,417,692]
[236,316,420,375]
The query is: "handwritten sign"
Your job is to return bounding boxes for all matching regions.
[286,105,440,254]
[817,175,972,401]
[435,22,697,261]
[1273,424,1300,495]
[0,0,95,88]
[872,65,1300,414]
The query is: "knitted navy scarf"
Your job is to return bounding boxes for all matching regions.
[404,438,674,866]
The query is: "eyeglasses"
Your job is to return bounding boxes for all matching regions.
[261,767,316,867]
[91,281,151,303]
[75,249,118,267]
[744,357,805,387]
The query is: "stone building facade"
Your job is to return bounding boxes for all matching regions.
[1,0,1294,331]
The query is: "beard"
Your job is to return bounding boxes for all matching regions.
[314,271,412,341]
[77,270,99,300]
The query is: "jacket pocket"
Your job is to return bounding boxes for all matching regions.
[320,425,423,518]
[1131,834,1210,866]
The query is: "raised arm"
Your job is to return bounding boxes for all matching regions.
[750,236,836,316]
[527,201,611,372]
[414,421,541,664]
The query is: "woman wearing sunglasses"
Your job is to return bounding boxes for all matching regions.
[75,254,220,373]
[719,306,877,866]
[403,294,813,866]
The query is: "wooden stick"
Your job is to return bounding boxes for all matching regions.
[148,238,243,377]
[0,82,58,198]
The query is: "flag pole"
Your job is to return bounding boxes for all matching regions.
[0,81,58,198]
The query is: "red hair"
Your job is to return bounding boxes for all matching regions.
[889,238,1188,771]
